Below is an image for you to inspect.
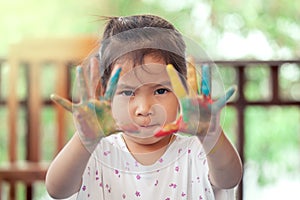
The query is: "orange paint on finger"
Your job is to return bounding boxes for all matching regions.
[154,116,183,137]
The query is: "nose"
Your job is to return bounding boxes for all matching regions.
[134,95,154,117]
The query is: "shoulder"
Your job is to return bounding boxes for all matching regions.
[91,132,127,157]
[174,133,206,158]
[175,133,201,146]
[99,132,125,148]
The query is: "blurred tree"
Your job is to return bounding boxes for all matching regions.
[1,0,300,58]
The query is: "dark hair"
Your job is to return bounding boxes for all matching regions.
[98,15,187,91]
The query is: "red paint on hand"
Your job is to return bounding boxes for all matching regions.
[154,116,183,137]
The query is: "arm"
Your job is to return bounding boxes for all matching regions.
[205,131,242,189]
[197,65,242,189]
[45,134,90,198]
[45,57,121,198]
[196,86,242,189]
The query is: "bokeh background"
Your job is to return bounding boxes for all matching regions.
[0,0,299,199]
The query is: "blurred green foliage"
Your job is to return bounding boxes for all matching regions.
[1,0,300,58]
[245,106,300,185]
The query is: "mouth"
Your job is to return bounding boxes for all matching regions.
[138,123,162,130]
[137,124,162,137]
[120,123,161,135]
[139,124,159,128]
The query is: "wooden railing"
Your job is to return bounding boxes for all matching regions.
[0,36,98,200]
[0,58,299,199]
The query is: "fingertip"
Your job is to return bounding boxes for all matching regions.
[50,94,62,106]
[225,85,237,101]
[76,65,83,73]
[114,67,122,76]
[110,67,122,85]
[103,67,122,100]
[166,64,187,98]
[90,56,97,62]
[166,64,176,74]
[230,85,238,93]
[201,64,211,96]
[91,56,100,68]
[109,67,122,83]
[50,93,58,101]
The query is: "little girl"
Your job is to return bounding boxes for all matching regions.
[46,14,242,200]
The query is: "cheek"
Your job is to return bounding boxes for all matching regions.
[111,96,133,125]
[161,97,179,122]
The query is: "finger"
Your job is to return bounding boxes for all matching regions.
[187,59,198,96]
[201,64,211,96]
[166,64,188,98]
[211,85,237,113]
[154,116,182,137]
[180,97,193,122]
[104,67,122,101]
[89,57,101,98]
[76,66,89,102]
[85,59,91,86]
[196,71,202,95]
[50,93,73,112]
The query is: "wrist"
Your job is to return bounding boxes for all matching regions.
[206,131,225,156]
[197,119,221,140]
[76,130,101,153]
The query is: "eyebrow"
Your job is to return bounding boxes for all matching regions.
[155,81,172,88]
[117,81,172,90]
[116,84,136,90]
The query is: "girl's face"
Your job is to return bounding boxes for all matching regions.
[111,54,179,145]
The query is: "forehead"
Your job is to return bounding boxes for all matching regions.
[119,64,170,87]
[115,54,170,86]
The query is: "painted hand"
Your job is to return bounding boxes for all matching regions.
[50,57,121,152]
[155,64,236,140]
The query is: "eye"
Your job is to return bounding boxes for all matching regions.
[155,88,170,95]
[121,90,134,96]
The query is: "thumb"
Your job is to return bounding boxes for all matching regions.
[50,93,73,113]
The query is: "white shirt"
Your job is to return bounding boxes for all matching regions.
[75,133,215,200]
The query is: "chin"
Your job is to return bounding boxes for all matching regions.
[124,132,162,145]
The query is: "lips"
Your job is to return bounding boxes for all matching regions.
[135,117,152,127]
[139,124,159,128]
[119,122,161,135]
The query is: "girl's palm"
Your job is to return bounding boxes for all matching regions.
[50,57,121,152]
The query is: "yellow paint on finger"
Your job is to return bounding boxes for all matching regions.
[196,70,202,95]
[187,57,198,96]
[166,64,187,98]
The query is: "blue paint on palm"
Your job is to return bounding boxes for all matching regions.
[87,102,95,110]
